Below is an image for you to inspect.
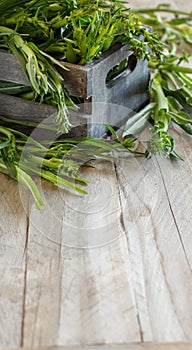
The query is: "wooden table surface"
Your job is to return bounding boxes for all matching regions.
[1,0,192,348]
[0,124,192,349]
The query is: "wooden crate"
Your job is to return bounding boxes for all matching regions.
[0,44,150,137]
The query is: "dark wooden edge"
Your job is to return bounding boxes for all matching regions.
[58,62,93,98]
[1,44,132,99]
[0,51,29,86]
[0,93,88,137]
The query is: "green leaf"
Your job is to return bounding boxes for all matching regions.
[104,123,120,143]
[123,103,155,136]
[0,139,10,149]
[163,71,184,91]
[167,95,183,111]
[179,72,192,90]
[0,0,27,17]
[176,123,192,134]
[15,165,44,211]
[66,41,79,63]
[40,169,88,194]
[170,110,192,124]
[152,77,169,112]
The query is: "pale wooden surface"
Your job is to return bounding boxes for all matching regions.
[1,343,192,350]
[1,0,192,348]
[0,126,192,348]
[128,0,190,10]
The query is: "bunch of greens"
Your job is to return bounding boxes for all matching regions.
[132,4,192,54]
[0,0,162,62]
[0,25,76,133]
[0,118,136,209]
[0,1,192,207]
[123,4,192,158]
[0,0,162,133]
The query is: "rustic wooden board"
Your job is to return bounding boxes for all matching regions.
[58,61,92,98]
[115,127,192,342]
[48,345,192,350]
[157,126,192,269]
[0,51,29,86]
[1,343,192,350]
[21,161,141,347]
[0,127,192,347]
[1,0,192,346]
[0,174,29,347]
[0,94,87,132]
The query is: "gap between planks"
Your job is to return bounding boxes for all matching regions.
[21,160,141,347]
[113,126,192,342]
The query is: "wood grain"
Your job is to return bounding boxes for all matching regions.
[1,0,192,347]
[22,161,140,347]
[115,127,192,342]
[1,129,192,347]
[1,343,192,350]
[0,174,29,347]
[157,126,192,268]
[0,52,29,86]
[0,94,87,129]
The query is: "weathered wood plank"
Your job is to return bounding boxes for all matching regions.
[0,52,29,85]
[0,93,57,122]
[157,126,192,268]
[0,174,29,347]
[115,128,192,342]
[58,61,92,98]
[1,1,192,347]
[1,342,192,350]
[57,240,138,345]
[22,161,140,347]
[0,94,87,127]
